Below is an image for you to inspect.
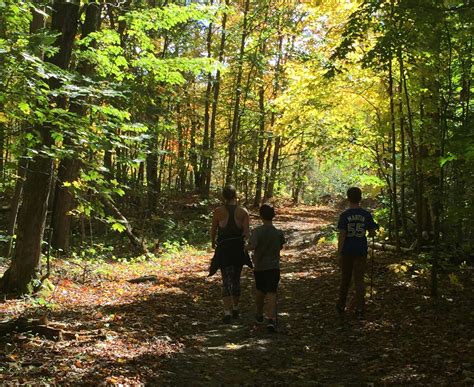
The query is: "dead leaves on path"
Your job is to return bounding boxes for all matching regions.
[0,205,473,384]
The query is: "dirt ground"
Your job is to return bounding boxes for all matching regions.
[1,205,473,384]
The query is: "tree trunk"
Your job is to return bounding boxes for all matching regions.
[157,137,167,195]
[5,158,28,259]
[262,137,272,197]
[146,130,159,214]
[398,57,408,239]
[1,1,80,294]
[262,29,284,202]
[176,103,187,192]
[204,0,229,196]
[388,53,400,251]
[400,56,422,249]
[51,1,100,252]
[200,5,213,194]
[264,135,281,200]
[188,111,201,191]
[225,0,250,185]
[0,123,4,179]
[253,82,266,207]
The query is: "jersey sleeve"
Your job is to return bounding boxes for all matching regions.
[337,213,347,231]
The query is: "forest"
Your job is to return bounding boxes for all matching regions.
[0,0,473,384]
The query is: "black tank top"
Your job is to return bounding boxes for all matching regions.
[217,205,243,241]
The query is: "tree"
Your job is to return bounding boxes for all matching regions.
[1,0,80,293]
[51,1,100,252]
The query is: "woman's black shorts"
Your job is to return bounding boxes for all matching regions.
[254,269,280,293]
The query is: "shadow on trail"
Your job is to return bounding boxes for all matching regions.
[67,249,356,385]
[17,205,471,385]
[62,241,471,385]
[62,245,392,384]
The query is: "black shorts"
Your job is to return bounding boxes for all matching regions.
[254,269,280,293]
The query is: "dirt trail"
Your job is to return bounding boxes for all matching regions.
[156,205,340,384]
[1,205,472,384]
[127,205,471,385]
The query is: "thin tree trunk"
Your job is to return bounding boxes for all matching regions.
[400,58,422,249]
[200,3,213,194]
[188,110,200,191]
[398,58,408,239]
[225,0,250,185]
[263,29,284,202]
[0,123,4,179]
[262,137,272,197]
[253,82,266,207]
[388,53,400,251]
[157,137,167,195]
[176,103,186,192]
[264,135,281,200]
[205,0,229,195]
[146,130,159,214]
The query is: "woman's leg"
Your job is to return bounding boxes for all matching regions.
[221,267,233,315]
[231,265,242,308]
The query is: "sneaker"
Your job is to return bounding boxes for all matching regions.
[232,309,240,319]
[255,315,264,324]
[222,314,232,324]
[355,310,365,320]
[266,319,276,332]
[336,304,345,316]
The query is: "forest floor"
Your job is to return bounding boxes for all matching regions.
[1,204,473,385]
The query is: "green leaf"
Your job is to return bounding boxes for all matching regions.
[19,102,30,115]
[111,222,126,233]
[440,153,457,167]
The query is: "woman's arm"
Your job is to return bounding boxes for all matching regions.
[242,208,250,240]
[210,210,219,249]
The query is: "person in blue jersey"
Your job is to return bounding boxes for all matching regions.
[336,187,377,319]
[210,185,250,324]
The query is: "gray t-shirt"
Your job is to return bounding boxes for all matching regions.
[250,224,285,271]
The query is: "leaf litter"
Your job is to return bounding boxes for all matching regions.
[0,204,472,384]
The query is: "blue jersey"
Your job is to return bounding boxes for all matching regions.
[337,208,377,256]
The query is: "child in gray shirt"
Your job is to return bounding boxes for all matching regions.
[246,203,285,331]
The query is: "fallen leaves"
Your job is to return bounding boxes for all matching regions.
[0,205,473,384]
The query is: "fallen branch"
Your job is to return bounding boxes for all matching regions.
[99,194,148,254]
[127,275,159,284]
[0,318,107,341]
[0,318,64,341]
[373,242,412,253]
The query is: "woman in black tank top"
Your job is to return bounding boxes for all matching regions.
[210,185,251,324]
[217,204,243,242]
